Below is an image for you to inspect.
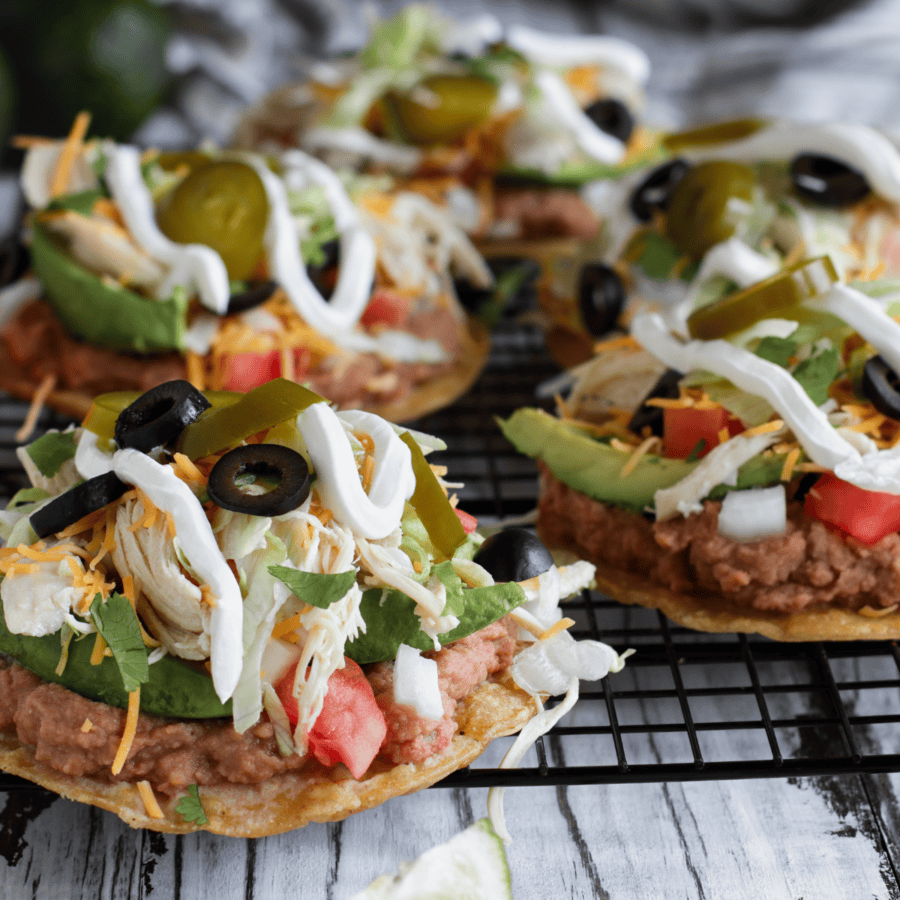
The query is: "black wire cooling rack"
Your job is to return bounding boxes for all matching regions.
[2,318,900,794]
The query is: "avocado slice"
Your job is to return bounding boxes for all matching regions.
[497,408,697,512]
[0,598,230,718]
[499,408,795,512]
[30,220,188,353]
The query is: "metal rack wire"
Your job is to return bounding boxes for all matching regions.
[2,318,900,793]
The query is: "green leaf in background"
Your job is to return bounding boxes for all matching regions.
[175,785,209,826]
[89,593,149,693]
[754,335,796,367]
[268,567,358,610]
[792,347,840,406]
[25,431,77,478]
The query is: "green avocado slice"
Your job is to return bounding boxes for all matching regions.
[0,600,230,718]
[498,408,697,512]
[345,581,526,665]
[499,408,795,512]
[30,220,188,353]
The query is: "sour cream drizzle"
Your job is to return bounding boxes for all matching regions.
[104,145,231,314]
[533,70,627,165]
[297,404,416,539]
[688,122,900,204]
[505,25,651,84]
[242,150,376,338]
[631,312,858,471]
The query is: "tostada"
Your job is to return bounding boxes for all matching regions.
[503,255,900,640]
[234,3,657,250]
[0,115,494,422]
[541,119,900,367]
[0,378,624,835]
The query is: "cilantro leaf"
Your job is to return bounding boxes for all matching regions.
[268,567,358,609]
[89,593,149,693]
[755,336,797,367]
[26,432,77,478]
[792,347,840,406]
[8,487,51,509]
[175,784,209,826]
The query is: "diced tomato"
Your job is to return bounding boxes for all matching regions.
[274,657,386,780]
[454,508,478,534]
[804,472,900,545]
[360,291,411,329]
[222,348,312,392]
[663,406,744,459]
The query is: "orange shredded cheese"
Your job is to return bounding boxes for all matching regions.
[186,351,206,391]
[81,719,93,733]
[540,617,576,641]
[620,435,662,477]
[172,453,206,486]
[111,689,141,775]
[717,427,730,445]
[361,454,375,493]
[200,585,218,609]
[15,374,57,443]
[590,334,641,356]
[137,780,165,819]
[744,419,785,437]
[645,396,692,409]
[271,611,306,640]
[90,633,107,666]
[49,111,91,199]
[859,604,899,618]
[781,447,802,482]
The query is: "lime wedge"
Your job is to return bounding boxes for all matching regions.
[351,819,513,900]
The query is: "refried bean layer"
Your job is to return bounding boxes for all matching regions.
[0,618,517,795]
[538,466,900,615]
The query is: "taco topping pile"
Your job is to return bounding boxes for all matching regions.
[1,114,492,416]
[503,251,900,636]
[0,379,623,834]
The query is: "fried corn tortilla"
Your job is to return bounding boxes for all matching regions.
[0,674,535,837]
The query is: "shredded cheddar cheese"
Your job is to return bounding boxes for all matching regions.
[81,719,93,733]
[859,604,899,618]
[271,611,307,640]
[90,632,107,666]
[540,617,576,641]
[14,374,57,443]
[111,689,141,776]
[781,447,802,482]
[620,435,662,477]
[137,780,165,820]
[49,111,91,199]
[744,419,785,437]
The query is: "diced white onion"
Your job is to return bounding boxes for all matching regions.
[393,643,444,721]
[717,485,786,542]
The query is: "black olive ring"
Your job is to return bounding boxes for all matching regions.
[577,262,626,338]
[114,380,212,453]
[207,444,311,517]
[789,153,871,208]
[628,158,690,222]
[225,280,279,315]
[30,472,130,539]
[473,528,554,583]
[583,98,635,145]
[862,355,900,420]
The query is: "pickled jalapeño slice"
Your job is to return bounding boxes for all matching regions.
[686,255,839,340]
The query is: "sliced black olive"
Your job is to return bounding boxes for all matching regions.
[115,380,212,453]
[306,238,340,299]
[473,528,554,583]
[578,263,626,337]
[226,280,278,315]
[790,153,871,207]
[30,472,129,539]
[583,98,635,144]
[0,239,29,288]
[454,256,540,317]
[628,158,690,222]
[862,355,900,419]
[207,444,311,516]
[628,368,683,437]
